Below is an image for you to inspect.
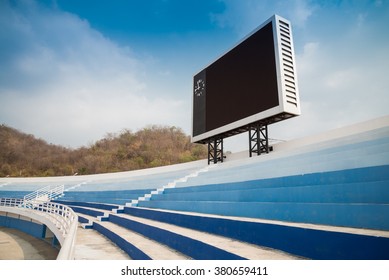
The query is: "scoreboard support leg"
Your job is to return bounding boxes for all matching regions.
[208,138,224,165]
[249,124,269,157]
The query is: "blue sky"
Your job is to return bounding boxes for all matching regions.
[0,0,388,151]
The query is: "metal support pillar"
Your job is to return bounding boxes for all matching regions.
[249,124,269,157]
[208,138,224,165]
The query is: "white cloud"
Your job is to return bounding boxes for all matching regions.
[211,0,315,37]
[0,1,188,147]
[1,0,388,153]
[210,0,388,151]
[272,36,389,142]
[289,0,315,28]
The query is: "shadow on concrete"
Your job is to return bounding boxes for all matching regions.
[0,226,58,260]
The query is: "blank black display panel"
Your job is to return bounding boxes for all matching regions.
[193,22,279,137]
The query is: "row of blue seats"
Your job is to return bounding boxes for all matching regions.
[0,162,203,194]
[56,200,121,211]
[176,134,389,187]
[68,201,389,259]
[64,166,201,192]
[60,189,153,204]
[137,200,389,230]
[0,188,152,205]
[0,191,29,198]
[156,180,389,203]
[137,165,389,231]
[177,150,388,189]
[167,165,389,193]
[267,126,388,157]
[154,165,389,204]
[122,206,389,260]
[70,205,244,260]
[0,166,201,203]
[0,183,59,192]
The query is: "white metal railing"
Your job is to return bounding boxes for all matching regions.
[31,201,77,237]
[23,185,65,204]
[0,197,24,207]
[0,197,78,260]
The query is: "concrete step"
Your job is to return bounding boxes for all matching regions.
[70,207,297,260]
[113,213,300,260]
[178,140,389,188]
[74,222,130,260]
[93,220,190,260]
[169,165,389,194]
[75,211,190,260]
[136,199,389,230]
[153,179,389,204]
[55,200,121,211]
[76,212,94,229]
[69,205,110,221]
[72,205,297,259]
[123,206,389,260]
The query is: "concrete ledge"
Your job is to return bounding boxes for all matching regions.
[0,215,46,240]
[0,206,66,245]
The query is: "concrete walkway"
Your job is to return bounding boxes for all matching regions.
[74,225,130,260]
[0,227,58,260]
[0,225,131,260]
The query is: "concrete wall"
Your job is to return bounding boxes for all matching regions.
[0,211,46,240]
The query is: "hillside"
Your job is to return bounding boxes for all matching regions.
[0,124,207,177]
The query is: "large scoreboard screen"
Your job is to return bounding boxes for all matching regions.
[192,15,300,143]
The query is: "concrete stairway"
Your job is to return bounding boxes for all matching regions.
[66,202,389,260]
[69,204,301,260]
[74,223,130,260]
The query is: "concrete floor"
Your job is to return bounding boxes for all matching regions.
[74,225,130,260]
[0,226,58,260]
[0,225,132,260]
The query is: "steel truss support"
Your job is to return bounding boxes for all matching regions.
[249,124,269,157]
[208,138,224,165]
